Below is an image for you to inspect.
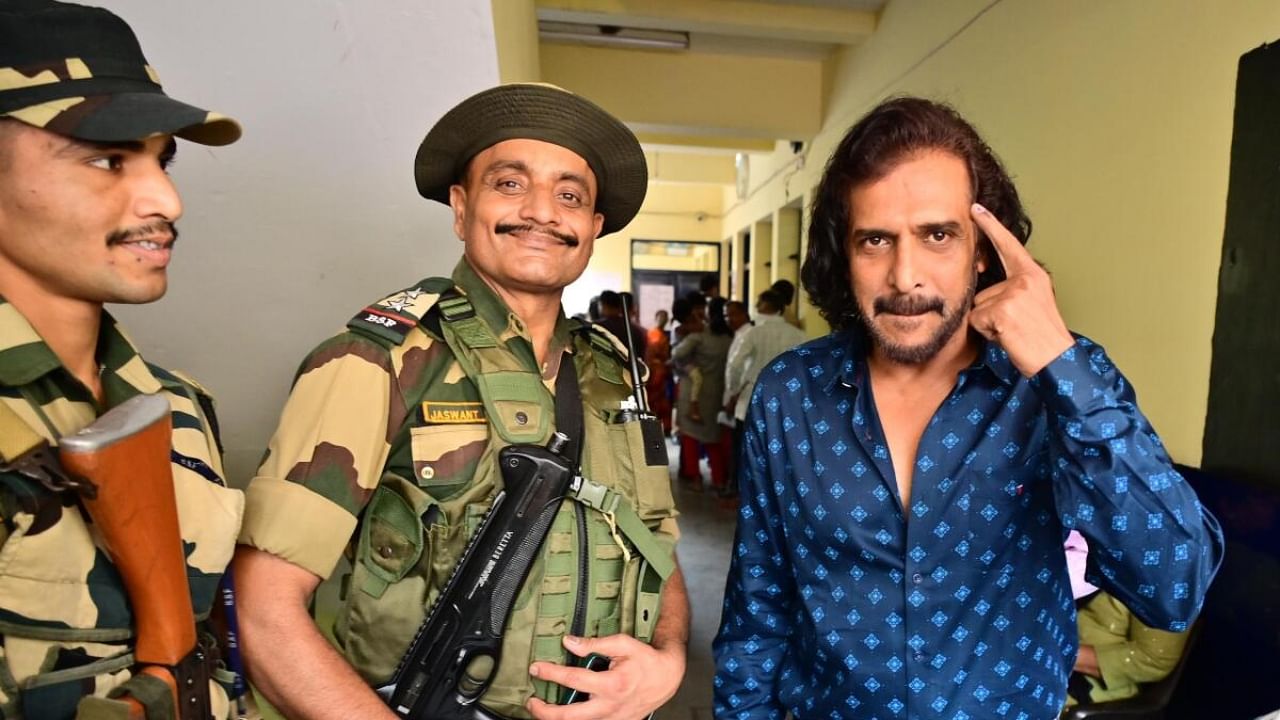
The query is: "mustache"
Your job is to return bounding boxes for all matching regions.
[873,294,945,316]
[495,222,579,248]
[106,221,178,247]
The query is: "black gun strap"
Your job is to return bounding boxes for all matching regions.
[554,350,583,469]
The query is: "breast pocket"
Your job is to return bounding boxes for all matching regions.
[408,423,489,501]
[963,457,1045,574]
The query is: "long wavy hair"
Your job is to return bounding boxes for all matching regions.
[801,96,1032,333]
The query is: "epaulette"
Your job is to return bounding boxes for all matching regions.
[149,365,223,454]
[346,277,454,345]
[575,321,647,384]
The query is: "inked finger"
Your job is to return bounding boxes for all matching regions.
[971,203,1032,274]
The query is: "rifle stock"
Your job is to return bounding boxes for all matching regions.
[59,393,209,720]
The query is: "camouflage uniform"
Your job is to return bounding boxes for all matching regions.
[0,300,244,719]
[239,258,679,718]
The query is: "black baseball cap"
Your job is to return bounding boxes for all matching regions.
[0,0,241,145]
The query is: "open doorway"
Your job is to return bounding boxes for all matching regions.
[630,240,722,327]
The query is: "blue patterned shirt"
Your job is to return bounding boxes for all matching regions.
[713,332,1223,720]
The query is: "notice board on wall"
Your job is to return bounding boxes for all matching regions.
[1201,41,1280,488]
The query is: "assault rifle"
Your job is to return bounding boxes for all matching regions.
[59,393,214,720]
[376,433,576,719]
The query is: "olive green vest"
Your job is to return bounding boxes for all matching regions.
[336,279,676,718]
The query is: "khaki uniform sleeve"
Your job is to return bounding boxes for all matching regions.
[238,335,397,579]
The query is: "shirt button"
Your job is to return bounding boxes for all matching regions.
[913,651,926,662]
[912,573,924,585]
[378,545,395,559]
[515,411,529,425]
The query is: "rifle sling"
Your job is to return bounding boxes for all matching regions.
[553,350,583,469]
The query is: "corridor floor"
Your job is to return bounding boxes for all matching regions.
[658,450,741,720]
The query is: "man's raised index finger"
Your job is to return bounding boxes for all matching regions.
[971,203,1032,272]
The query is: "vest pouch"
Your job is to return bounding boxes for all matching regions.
[334,475,431,684]
[609,421,676,522]
[467,371,549,445]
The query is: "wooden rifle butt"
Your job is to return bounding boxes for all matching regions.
[59,394,199,716]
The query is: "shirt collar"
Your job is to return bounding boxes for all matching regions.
[449,257,575,355]
[0,298,61,386]
[756,313,786,325]
[0,298,160,393]
[824,329,1019,395]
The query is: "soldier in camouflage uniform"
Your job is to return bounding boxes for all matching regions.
[0,1,245,718]
[235,84,689,720]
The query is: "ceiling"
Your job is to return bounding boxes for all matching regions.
[528,0,887,186]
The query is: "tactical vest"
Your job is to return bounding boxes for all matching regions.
[0,369,242,720]
[336,278,676,718]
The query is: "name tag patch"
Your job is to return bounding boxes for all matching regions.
[422,401,486,424]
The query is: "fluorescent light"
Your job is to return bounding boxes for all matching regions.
[538,21,690,51]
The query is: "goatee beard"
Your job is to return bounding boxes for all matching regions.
[858,274,977,365]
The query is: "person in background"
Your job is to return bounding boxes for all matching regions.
[597,289,648,359]
[700,271,722,300]
[1065,529,1099,603]
[673,297,732,491]
[1065,535,1192,708]
[718,301,752,496]
[721,290,805,500]
[724,300,751,336]
[673,290,707,344]
[621,290,641,325]
[769,278,800,327]
[646,309,674,433]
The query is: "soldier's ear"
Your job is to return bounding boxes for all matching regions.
[449,184,467,241]
[592,212,604,241]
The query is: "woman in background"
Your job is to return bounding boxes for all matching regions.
[646,309,673,434]
[673,297,733,491]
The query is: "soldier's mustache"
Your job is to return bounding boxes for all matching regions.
[874,294,944,316]
[106,221,178,247]
[495,223,579,248]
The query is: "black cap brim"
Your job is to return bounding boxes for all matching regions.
[5,91,241,146]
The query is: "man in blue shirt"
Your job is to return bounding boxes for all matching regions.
[712,97,1223,720]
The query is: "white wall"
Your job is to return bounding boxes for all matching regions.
[100,1,500,483]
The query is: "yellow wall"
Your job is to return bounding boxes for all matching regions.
[721,0,1280,465]
[566,183,725,315]
[491,0,540,82]
[542,44,824,139]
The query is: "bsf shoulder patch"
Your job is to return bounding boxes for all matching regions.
[422,401,486,424]
[347,278,453,345]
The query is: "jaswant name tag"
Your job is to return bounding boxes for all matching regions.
[422,401,486,424]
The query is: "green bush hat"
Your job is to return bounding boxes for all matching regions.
[0,0,241,145]
[415,83,647,236]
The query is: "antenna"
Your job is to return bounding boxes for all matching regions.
[618,294,649,414]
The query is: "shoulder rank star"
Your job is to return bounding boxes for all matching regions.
[381,288,424,313]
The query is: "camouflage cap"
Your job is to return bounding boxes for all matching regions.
[414,83,647,236]
[0,0,241,145]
